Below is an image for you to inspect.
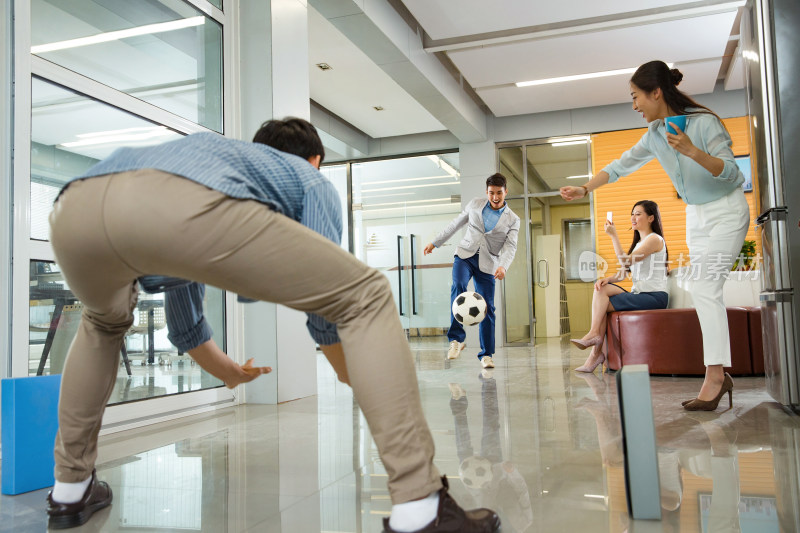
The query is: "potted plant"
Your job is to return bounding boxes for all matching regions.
[733,239,757,271]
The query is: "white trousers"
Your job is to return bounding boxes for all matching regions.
[685,188,750,367]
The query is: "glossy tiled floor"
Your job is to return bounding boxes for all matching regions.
[3,336,800,532]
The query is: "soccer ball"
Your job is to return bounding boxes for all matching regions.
[452,291,487,326]
[459,455,493,489]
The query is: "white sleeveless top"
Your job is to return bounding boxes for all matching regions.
[629,234,668,294]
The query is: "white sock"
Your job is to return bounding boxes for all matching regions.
[51,475,92,504]
[388,490,440,532]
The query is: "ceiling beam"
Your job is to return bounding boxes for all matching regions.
[308,0,488,143]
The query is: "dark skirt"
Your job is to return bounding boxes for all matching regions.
[608,284,669,312]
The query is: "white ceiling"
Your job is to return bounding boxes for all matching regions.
[400,0,706,40]
[307,7,445,139]
[308,0,745,138]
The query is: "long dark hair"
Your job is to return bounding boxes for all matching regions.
[627,200,668,268]
[630,60,721,122]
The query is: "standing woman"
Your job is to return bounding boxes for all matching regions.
[561,60,750,411]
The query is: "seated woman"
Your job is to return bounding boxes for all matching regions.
[572,200,669,372]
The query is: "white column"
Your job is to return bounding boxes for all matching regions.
[0,1,12,378]
[238,0,317,405]
[235,3,321,531]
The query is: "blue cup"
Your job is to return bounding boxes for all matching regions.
[665,115,687,135]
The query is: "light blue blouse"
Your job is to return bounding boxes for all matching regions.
[603,112,744,205]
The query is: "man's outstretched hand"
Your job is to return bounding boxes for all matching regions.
[225,358,272,389]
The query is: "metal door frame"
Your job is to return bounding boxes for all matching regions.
[497,137,594,346]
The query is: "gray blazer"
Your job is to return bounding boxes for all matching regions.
[432,197,520,275]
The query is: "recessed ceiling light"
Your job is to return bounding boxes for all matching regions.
[373,106,384,111]
[316,63,332,71]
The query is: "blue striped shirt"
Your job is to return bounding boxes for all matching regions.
[603,112,744,205]
[72,132,342,349]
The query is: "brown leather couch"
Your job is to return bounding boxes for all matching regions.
[605,306,765,376]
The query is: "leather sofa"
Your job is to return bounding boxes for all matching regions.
[605,269,765,376]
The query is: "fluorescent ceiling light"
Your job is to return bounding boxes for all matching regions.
[363,197,452,208]
[363,202,457,214]
[427,155,461,178]
[362,181,460,193]
[551,136,589,144]
[363,174,455,186]
[360,192,414,200]
[59,126,175,148]
[516,63,673,88]
[566,174,592,179]
[584,494,606,500]
[551,140,587,147]
[32,16,205,54]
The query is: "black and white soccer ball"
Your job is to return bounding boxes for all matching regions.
[459,455,493,489]
[452,291,487,326]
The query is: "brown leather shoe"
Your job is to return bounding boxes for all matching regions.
[46,469,113,529]
[383,476,500,532]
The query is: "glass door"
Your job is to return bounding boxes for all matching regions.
[499,138,593,343]
[352,154,462,338]
[503,197,532,344]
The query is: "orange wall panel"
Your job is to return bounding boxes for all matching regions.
[591,116,760,289]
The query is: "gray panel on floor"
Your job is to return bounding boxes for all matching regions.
[617,364,661,520]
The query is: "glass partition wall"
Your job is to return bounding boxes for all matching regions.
[350,153,461,341]
[13,0,233,413]
[498,137,593,345]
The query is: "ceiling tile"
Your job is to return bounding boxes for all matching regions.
[402,0,701,41]
[447,12,737,88]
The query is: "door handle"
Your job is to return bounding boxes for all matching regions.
[410,234,418,315]
[397,235,405,316]
[537,259,549,288]
[755,207,787,226]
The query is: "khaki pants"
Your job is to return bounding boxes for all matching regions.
[49,170,441,503]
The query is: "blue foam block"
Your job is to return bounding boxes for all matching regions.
[1,375,61,495]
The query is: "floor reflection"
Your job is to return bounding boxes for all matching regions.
[1,336,799,532]
[447,370,534,532]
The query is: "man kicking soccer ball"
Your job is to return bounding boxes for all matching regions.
[424,173,519,370]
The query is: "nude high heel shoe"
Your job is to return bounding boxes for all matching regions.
[683,373,734,412]
[575,346,606,373]
[570,335,602,350]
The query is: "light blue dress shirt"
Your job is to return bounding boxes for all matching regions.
[482,202,506,232]
[603,112,744,205]
[67,132,342,349]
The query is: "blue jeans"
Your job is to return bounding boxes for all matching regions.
[447,254,495,357]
